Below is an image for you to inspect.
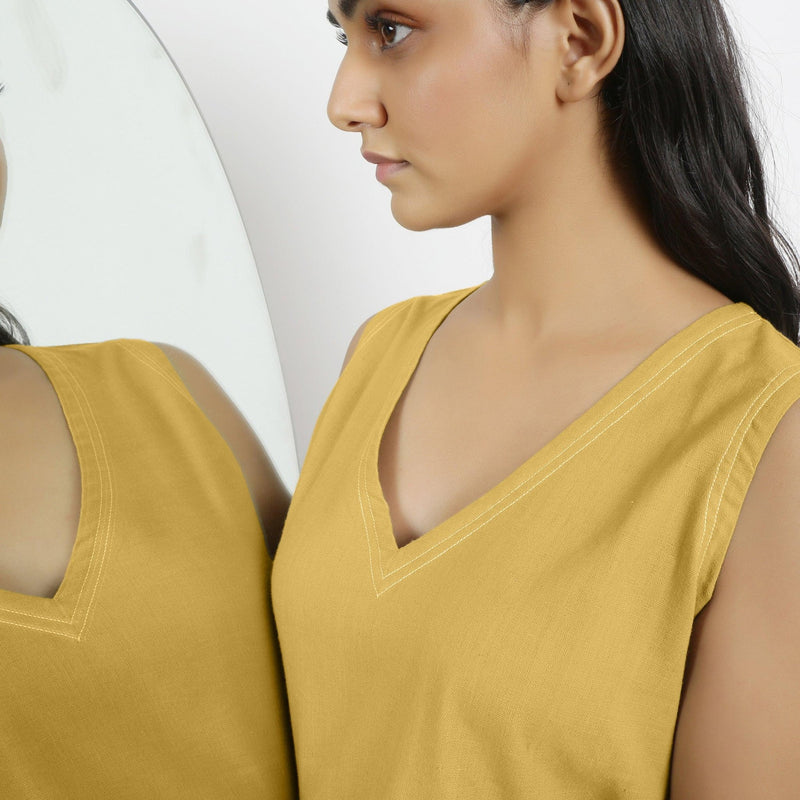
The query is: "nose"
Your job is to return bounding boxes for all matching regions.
[327,51,387,132]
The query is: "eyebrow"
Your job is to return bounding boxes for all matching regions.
[327,0,360,25]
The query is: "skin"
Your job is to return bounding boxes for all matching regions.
[0,139,290,599]
[329,0,800,794]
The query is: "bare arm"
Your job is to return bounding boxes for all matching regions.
[158,344,291,560]
[670,400,800,798]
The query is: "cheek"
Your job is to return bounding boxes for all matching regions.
[392,42,540,169]
[388,61,462,151]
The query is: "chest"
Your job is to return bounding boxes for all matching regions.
[377,337,643,547]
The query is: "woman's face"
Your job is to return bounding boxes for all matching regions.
[327,0,569,231]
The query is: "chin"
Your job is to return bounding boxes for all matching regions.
[390,195,481,232]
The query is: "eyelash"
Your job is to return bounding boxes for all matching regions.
[335,13,413,51]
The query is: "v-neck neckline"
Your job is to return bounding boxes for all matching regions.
[357,288,758,596]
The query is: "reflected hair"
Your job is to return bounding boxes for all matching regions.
[501,0,800,342]
[0,304,29,346]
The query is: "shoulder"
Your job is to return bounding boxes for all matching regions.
[671,390,800,796]
[0,345,62,432]
[341,315,375,374]
[154,343,225,403]
[741,310,800,376]
[153,344,260,449]
[154,344,254,444]
[338,294,422,373]
[340,285,482,373]
[155,344,290,559]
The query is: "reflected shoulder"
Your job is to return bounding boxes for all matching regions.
[155,343,290,559]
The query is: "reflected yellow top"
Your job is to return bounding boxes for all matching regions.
[273,287,800,799]
[0,340,296,799]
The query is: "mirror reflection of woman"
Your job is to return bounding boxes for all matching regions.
[272,0,800,796]
[0,128,296,796]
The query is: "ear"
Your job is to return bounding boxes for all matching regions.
[555,0,624,103]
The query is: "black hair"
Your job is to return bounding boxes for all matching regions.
[503,0,800,342]
[0,304,29,346]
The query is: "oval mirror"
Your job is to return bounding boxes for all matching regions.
[0,0,298,489]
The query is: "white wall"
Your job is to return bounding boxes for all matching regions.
[133,0,800,463]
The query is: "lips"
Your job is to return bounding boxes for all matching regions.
[377,162,409,183]
[361,150,406,165]
[361,151,410,184]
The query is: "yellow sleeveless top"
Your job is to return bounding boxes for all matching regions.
[273,286,800,799]
[1,340,296,799]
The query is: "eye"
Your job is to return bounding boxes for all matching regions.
[335,30,348,46]
[366,15,414,50]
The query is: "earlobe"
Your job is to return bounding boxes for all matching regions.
[556,0,624,103]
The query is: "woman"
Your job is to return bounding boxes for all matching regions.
[272,0,800,797]
[0,133,297,797]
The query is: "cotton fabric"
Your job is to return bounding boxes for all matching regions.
[0,340,296,799]
[273,286,800,799]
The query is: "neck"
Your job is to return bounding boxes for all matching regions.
[481,117,692,340]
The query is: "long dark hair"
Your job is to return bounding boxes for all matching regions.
[0,304,29,345]
[504,0,800,342]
